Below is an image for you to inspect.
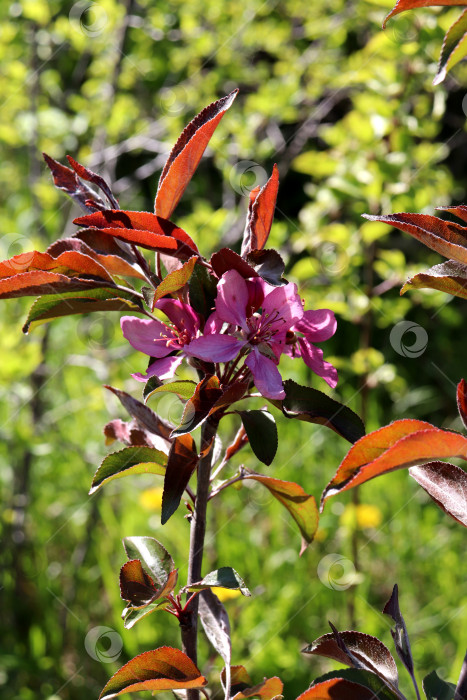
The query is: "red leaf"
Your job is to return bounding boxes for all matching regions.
[0,270,114,299]
[296,678,379,699]
[437,204,467,223]
[321,419,467,507]
[211,248,258,280]
[383,0,465,27]
[98,647,207,699]
[74,209,199,259]
[233,676,283,699]
[119,559,158,605]
[410,461,467,526]
[241,164,279,256]
[47,238,144,279]
[103,419,155,447]
[363,213,467,265]
[244,472,319,555]
[67,155,118,208]
[43,152,104,212]
[303,631,399,690]
[161,434,199,524]
[0,250,113,282]
[155,90,238,219]
[457,379,467,429]
[104,385,174,441]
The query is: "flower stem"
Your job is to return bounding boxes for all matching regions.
[181,417,218,700]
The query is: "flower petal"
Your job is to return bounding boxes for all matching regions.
[156,298,199,335]
[216,269,249,329]
[261,282,303,332]
[132,355,184,382]
[204,311,224,334]
[121,316,174,357]
[298,337,338,388]
[245,348,285,399]
[295,309,337,342]
[185,334,246,363]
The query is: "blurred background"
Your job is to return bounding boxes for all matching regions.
[1,0,467,698]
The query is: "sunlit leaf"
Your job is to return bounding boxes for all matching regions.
[241,164,279,256]
[123,536,174,586]
[0,249,114,282]
[43,152,103,212]
[67,154,118,208]
[233,676,284,700]
[98,647,207,699]
[122,600,170,629]
[297,670,399,700]
[321,419,467,507]
[23,288,142,334]
[244,472,319,554]
[104,385,174,440]
[410,461,467,527]
[434,9,467,84]
[152,256,197,307]
[401,260,467,299]
[145,380,197,403]
[383,0,466,28]
[183,567,251,596]
[161,434,198,524]
[363,213,467,265]
[155,90,238,219]
[211,248,258,280]
[90,446,167,494]
[119,559,159,606]
[303,630,399,690]
[383,585,418,697]
[171,375,223,436]
[0,270,115,300]
[47,238,144,279]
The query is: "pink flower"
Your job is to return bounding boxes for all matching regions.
[284,309,338,388]
[121,299,200,382]
[185,269,304,400]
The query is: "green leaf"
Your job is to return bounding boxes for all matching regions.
[122,600,170,630]
[161,434,199,524]
[123,536,175,586]
[244,472,319,555]
[98,647,207,699]
[434,9,467,84]
[90,446,167,494]
[152,256,197,307]
[422,670,456,700]
[171,375,222,436]
[23,287,142,333]
[238,410,278,466]
[145,380,197,403]
[183,567,251,596]
[401,260,467,300]
[278,380,365,444]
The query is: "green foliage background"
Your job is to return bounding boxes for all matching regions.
[1,0,467,698]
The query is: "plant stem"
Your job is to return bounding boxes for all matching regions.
[181,417,218,700]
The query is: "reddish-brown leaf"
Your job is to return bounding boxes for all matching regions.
[244,472,319,555]
[152,256,197,307]
[155,90,238,219]
[103,419,155,448]
[98,647,207,699]
[363,213,467,264]
[410,461,467,526]
[303,631,399,690]
[401,260,467,300]
[104,385,174,441]
[43,152,104,212]
[161,434,199,524]
[119,559,158,605]
[0,250,113,282]
[321,419,467,507]
[74,210,199,259]
[241,164,279,256]
[172,375,223,436]
[67,155,118,208]
[211,248,258,280]
[221,665,252,694]
[296,678,379,700]
[437,204,467,223]
[0,270,114,299]
[457,379,467,429]
[47,238,145,279]
[383,0,466,27]
[233,677,283,700]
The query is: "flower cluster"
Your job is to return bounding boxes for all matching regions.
[121,269,337,400]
